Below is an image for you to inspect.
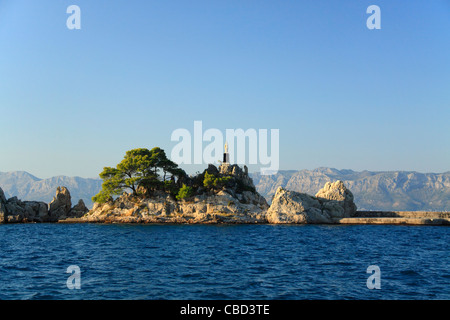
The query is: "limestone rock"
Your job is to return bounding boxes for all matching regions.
[218,164,254,189]
[266,187,331,224]
[0,185,85,222]
[315,180,357,217]
[48,186,72,219]
[2,195,49,223]
[0,187,8,222]
[266,181,358,224]
[47,186,92,220]
[69,199,89,218]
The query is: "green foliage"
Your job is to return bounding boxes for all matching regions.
[203,171,232,190]
[203,171,216,189]
[92,147,186,204]
[92,189,113,204]
[176,184,193,200]
[214,176,232,188]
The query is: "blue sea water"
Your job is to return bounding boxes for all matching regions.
[0,224,448,300]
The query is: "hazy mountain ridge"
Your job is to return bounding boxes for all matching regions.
[0,172,102,209]
[251,168,450,211]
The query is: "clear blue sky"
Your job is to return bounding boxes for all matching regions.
[0,0,449,178]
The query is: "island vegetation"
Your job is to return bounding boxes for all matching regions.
[91,147,243,204]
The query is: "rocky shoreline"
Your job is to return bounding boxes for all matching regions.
[0,186,89,223]
[1,164,449,226]
[56,212,450,226]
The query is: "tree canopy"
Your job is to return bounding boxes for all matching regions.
[203,171,232,190]
[176,184,194,200]
[92,147,186,203]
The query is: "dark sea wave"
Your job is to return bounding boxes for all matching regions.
[0,224,448,300]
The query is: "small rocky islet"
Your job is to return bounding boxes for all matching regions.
[1,163,449,225]
[1,147,449,225]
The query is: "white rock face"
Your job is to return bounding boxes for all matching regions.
[265,187,330,224]
[266,181,357,224]
[315,180,357,217]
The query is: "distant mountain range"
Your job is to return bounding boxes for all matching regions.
[251,168,450,211]
[0,171,102,209]
[1,168,450,211]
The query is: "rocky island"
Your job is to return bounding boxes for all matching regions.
[1,147,449,225]
[82,163,268,224]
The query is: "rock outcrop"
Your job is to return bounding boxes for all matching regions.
[0,186,89,223]
[315,180,357,217]
[251,168,450,211]
[48,186,72,219]
[265,188,330,224]
[70,199,89,218]
[0,187,6,204]
[219,164,253,187]
[0,171,102,209]
[0,187,9,222]
[1,195,49,223]
[48,186,89,219]
[266,181,357,224]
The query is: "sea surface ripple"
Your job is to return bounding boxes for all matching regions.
[0,224,448,300]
